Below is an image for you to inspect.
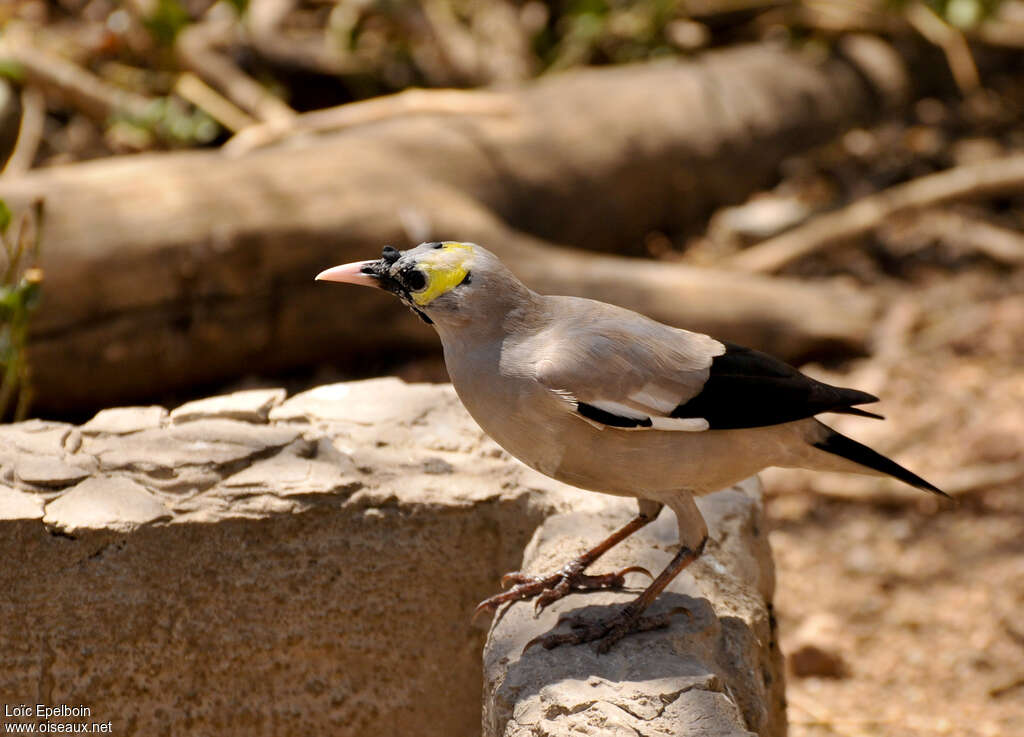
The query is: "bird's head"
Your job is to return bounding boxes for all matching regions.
[316,241,524,329]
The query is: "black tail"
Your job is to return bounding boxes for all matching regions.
[833,406,885,421]
[813,431,949,498]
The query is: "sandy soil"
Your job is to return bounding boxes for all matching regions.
[763,268,1024,737]
[769,487,1024,737]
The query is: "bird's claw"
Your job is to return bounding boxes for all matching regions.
[522,606,676,654]
[474,563,652,621]
[500,571,536,588]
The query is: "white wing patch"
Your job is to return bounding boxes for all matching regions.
[649,416,710,432]
[582,400,709,432]
[628,383,687,414]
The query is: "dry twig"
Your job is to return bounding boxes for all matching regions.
[905,210,1024,265]
[0,25,153,123]
[246,0,361,77]
[727,153,1024,273]
[904,2,980,95]
[176,16,296,126]
[938,461,1024,496]
[973,18,1024,48]
[223,87,517,155]
[1,86,45,178]
[769,459,1024,503]
[174,72,258,133]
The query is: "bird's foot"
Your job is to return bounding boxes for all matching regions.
[473,561,652,620]
[524,604,685,654]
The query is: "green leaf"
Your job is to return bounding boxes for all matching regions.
[144,0,191,46]
[19,279,42,311]
[0,199,11,234]
[0,285,17,316]
[945,0,983,27]
[0,59,25,82]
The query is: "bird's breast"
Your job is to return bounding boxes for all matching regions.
[449,367,569,475]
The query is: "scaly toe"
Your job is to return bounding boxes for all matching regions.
[522,619,605,653]
[615,565,654,581]
[474,584,536,620]
[500,571,537,588]
[523,608,677,654]
[594,612,673,654]
[574,565,652,591]
[478,562,652,622]
[533,578,573,615]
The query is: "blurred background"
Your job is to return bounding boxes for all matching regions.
[1,0,1022,734]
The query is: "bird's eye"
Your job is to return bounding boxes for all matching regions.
[403,269,427,291]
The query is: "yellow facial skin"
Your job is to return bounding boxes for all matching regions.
[411,242,475,306]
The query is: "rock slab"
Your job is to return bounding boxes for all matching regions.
[2,380,562,737]
[1,379,784,736]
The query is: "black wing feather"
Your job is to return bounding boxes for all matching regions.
[672,342,880,430]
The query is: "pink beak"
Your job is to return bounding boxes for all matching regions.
[315,260,380,287]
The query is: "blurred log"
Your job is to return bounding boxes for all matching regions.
[0,40,911,414]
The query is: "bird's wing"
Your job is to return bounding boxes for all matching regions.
[667,341,882,429]
[531,301,881,431]
[531,308,724,432]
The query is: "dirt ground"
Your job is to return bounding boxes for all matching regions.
[760,267,1024,737]
[769,485,1024,737]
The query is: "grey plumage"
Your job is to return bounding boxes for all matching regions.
[317,241,945,651]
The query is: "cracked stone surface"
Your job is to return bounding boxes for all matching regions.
[1,378,783,737]
[42,475,172,532]
[483,478,785,737]
[170,388,286,424]
[80,405,168,434]
[0,483,44,519]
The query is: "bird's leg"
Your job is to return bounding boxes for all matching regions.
[525,492,709,653]
[525,536,707,654]
[474,500,663,619]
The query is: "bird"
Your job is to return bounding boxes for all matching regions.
[316,241,947,653]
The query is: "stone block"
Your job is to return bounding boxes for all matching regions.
[1,381,570,737]
[1,380,782,737]
[483,480,785,737]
